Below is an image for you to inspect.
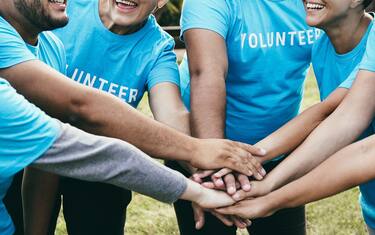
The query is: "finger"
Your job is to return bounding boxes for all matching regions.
[215,205,240,215]
[192,203,205,230]
[237,142,267,156]
[201,181,216,189]
[224,174,237,195]
[213,168,233,179]
[245,154,262,180]
[212,177,225,188]
[237,174,251,192]
[210,211,234,227]
[232,190,250,201]
[192,170,215,182]
[230,215,249,229]
[250,156,266,178]
[225,152,253,176]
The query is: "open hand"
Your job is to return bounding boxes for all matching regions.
[215,197,274,219]
[190,139,266,177]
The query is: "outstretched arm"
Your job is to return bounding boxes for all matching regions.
[223,70,375,200]
[0,60,264,175]
[216,133,375,219]
[255,88,347,163]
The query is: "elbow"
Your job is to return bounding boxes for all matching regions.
[66,91,101,128]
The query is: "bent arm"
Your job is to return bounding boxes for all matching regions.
[262,71,375,191]
[255,88,347,163]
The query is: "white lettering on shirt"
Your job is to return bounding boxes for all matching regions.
[66,66,140,104]
[241,29,320,49]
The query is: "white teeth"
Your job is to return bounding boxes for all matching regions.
[116,0,137,6]
[49,0,64,3]
[306,2,325,10]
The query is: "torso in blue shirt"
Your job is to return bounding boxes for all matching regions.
[53,0,179,108]
[313,22,373,100]
[179,0,319,144]
[340,25,375,228]
[0,16,64,234]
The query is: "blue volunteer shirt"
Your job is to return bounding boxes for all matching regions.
[340,24,375,228]
[313,22,373,100]
[0,16,65,234]
[53,0,180,108]
[179,0,319,144]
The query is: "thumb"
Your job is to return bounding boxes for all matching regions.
[192,203,205,230]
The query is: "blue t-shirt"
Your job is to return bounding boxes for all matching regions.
[0,16,65,234]
[340,24,375,228]
[313,22,373,100]
[53,0,180,108]
[179,0,319,144]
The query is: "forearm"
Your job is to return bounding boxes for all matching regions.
[32,122,188,204]
[268,134,375,212]
[0,61,197,161]
[185,29,228,139]
[22,168,60,235]
[190,73,226,138]
[263,75,375,191]
[255,103,331,162]
[255,89,346,163]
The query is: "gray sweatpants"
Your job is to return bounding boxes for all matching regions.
[31,122,187,204]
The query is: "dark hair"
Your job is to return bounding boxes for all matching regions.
[364,0,373,8]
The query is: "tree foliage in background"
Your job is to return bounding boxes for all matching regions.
[155,0,183,26]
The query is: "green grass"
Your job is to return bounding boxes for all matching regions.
[56,68,367,235]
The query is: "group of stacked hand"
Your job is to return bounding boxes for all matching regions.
[184,141,278,230]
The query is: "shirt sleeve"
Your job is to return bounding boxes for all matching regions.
[359,27,375,73]
[0,17,36,69]
[339,66,359,89]
[146,38,180,91]
[180,0,231,40]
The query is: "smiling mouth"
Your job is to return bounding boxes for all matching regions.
[115,0,138,8]
[49,0,66,4]
[306,1,325,11]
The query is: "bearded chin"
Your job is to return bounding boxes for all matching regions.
[15,0,69,31]
[42,15,69,31]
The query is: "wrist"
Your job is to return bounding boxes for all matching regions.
[179,179,204,203]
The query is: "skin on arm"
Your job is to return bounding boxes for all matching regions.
[216,133,375,219]
[198,87,347,196]
[226,70,375,202]
[184,28,262,228]
[149,82,196,173]
[0,60,265,174]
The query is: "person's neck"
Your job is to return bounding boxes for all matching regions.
[99,0,146,35]
[0,2,40,45]
[324,11,372,54]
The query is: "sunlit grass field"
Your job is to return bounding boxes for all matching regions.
[56,69,367,235]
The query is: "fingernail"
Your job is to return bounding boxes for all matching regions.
[233,193,240,200]
[257,173,263,179]
[259,148,267,155]
[195,222,200,229]
[229,187,236,194]
[243,184,251,191]
[261,168,267,176]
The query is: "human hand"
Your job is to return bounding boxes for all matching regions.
[192,168,267,195]
[189,139,266,177]
[192,202,251,230]
[215,197,275,219]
